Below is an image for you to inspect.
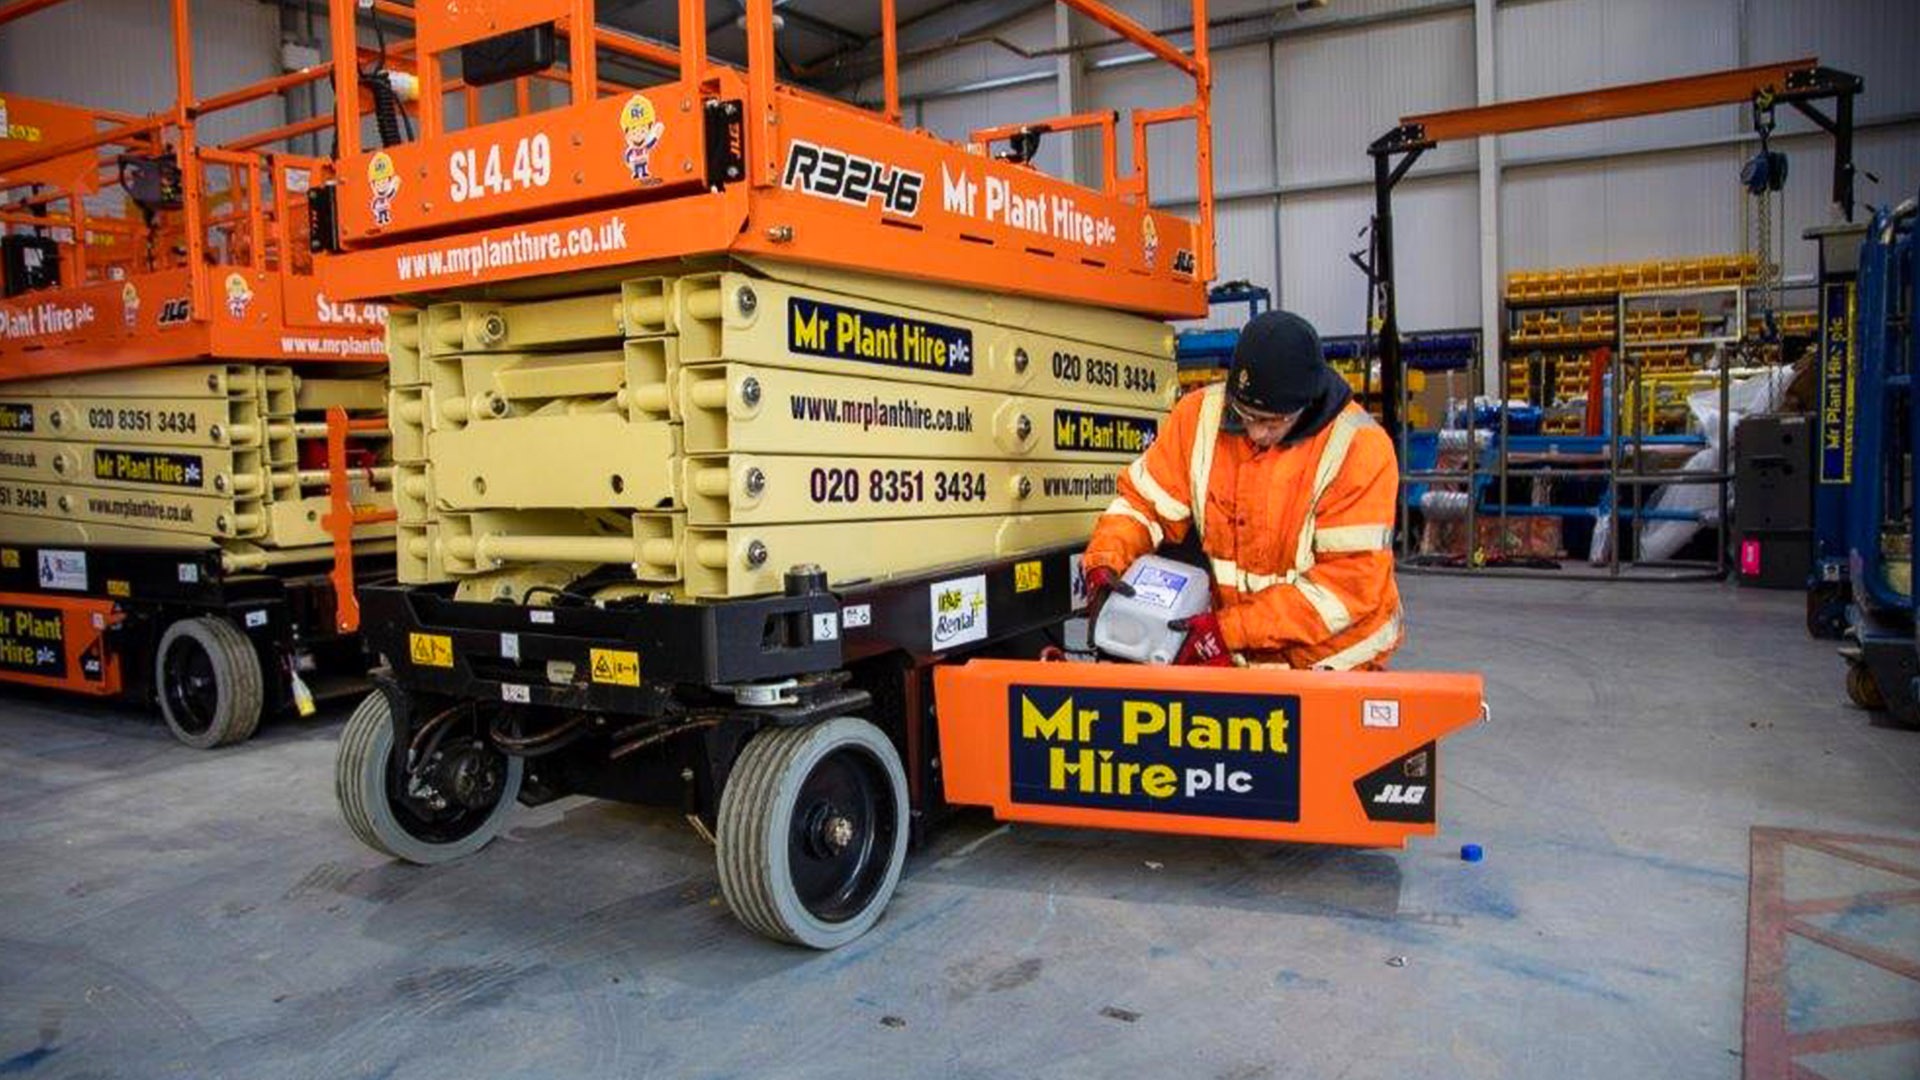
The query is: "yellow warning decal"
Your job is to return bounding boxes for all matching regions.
[409,632,453,668]
[589,648,641,686]
[1015,560,1043,593]
[106,579,130,597]
[0,548,16,569]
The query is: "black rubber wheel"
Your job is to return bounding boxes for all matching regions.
[716,717,909,949]
[1807,584,1847,640]
[1846,662,1887,711]
[335,691,523,864]
[154,616,263,749]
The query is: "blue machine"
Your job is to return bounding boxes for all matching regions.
[1805,222,1870,638]
[1175,281,1270,372]
[1838,197,1919,722]
[1175,282,1479,378]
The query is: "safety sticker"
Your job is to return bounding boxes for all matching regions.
[409,632,454,668]
[589,648,641,687]
[841,604,872,629]
[0,548,17,569]
[1014,560,1043,593]
[106,580,130,598]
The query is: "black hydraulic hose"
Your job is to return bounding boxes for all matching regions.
[610,718,721,761]
[364,75,406,149]
[490,712,591,756]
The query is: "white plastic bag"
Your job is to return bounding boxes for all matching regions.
[1589,365,1795,564]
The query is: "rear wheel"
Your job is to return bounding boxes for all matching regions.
[335,692,523,864]
[717,717,908,949]
[1846,662,1887,711]
[155,616,263,749]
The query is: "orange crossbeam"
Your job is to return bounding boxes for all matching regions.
[1403,58,1814,143]
[195,65,335,118]
[1059,0,1198,76]
[222,114,334,152]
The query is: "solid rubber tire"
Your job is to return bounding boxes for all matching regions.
[154,615,264,749]
[1846,662,1887,711]
[334,691,523,865]
[716,717,909,949]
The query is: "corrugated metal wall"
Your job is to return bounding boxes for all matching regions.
[0,0,284,146]
[6,1,1915,340]
[885,0,1917,338]
[1498,0,1919,285]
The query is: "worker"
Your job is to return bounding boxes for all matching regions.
[1083,310,1403,670]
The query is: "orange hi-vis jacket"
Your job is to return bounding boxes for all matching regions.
[1084,383,1404,670]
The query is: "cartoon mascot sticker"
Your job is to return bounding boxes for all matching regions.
[1141,214,1160,270]
[366,152,399,226]
[224,273,253,318]
[121,282,140,330]
[619,93,666,185]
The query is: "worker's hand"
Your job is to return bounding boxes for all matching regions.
[1169,611,1233,666]
[1083,565,1133,619]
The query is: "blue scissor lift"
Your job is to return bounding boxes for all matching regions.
[1837,197,1919,723]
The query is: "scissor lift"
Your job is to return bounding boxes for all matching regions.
[0,0,394,746]
[314,0,1481,947]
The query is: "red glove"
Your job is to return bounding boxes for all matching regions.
[1083,565,1133,620]
[1169,611,1234,666]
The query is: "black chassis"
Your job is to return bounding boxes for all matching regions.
[0,540,381,712]
[358,545,1084,844]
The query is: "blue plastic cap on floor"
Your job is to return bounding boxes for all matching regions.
[1460,843,1484,863]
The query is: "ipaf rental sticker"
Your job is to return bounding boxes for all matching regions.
[1009,685,1300,821]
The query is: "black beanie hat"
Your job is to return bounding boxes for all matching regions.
[1228,310,1326,414]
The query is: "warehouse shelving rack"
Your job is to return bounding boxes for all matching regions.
[1397,285,1768,580]
[1370,58,1863,580]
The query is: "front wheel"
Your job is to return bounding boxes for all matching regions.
[717,717,909,949]
[335,691,523,864]
[155,616,263,749]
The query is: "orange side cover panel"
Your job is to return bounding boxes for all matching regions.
[0,591,122,696]
[933,660,1483,848]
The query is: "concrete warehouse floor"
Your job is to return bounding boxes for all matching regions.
[1,575,1916,1080]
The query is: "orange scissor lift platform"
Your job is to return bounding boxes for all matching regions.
[315,0,1481,948]
[0,95,384,378]
[0,0,394,747]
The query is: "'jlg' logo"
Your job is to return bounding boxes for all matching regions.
[157,298,192,326]
[1372,784,1427,805]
